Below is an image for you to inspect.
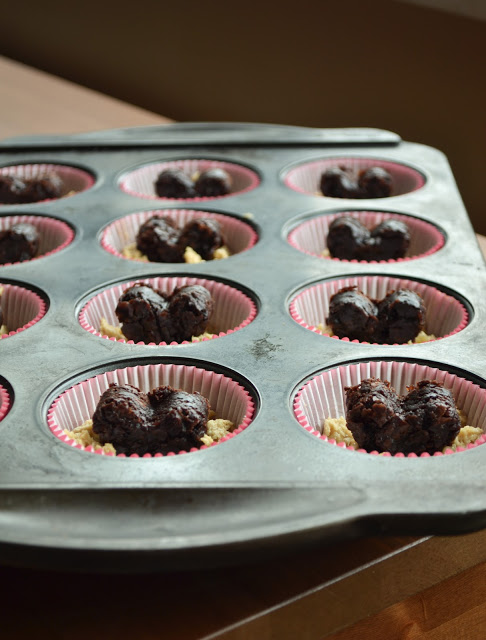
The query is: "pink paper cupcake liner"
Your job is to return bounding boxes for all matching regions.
[0,282,47,339]
[284,157,425,198]
[288,210,444,263]
[119,159,260,201]
[0,163,94,203]
[290,275,468,344]
[47,363,255,457]
[0,214,74,267]
[79,276,257,345]
[294,360,486,457]
[0,384,12,422]
[100,209,258,263]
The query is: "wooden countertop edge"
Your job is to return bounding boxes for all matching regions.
[208,528,486,639]
[0,55,172,140]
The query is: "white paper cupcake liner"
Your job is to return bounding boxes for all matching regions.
[100,209,258,263]
[290,275,468,344]
[288,210,444,263]
[284,157,425,198]
[119,159,260,201]
[79,276,257,345]
[0,163,94,202]
[0,282,47,339]
[294,360,486,457]
[47,363,255,457]
[0,383,11,422]
[0,214,74,267]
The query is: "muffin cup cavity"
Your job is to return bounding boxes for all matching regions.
[289,275,468,344]
[119,159,260,201]
[0,282,47,339]
[79,276,257,345]
[0,214,74,266]
[0,384,11,422]
[294,360,486,457]
[284,157,425,198]
[47,363,255,457]
[0,163,94,202]
[288,210,444,263]
[100,209,258,263]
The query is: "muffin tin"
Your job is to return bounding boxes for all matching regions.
[1,122,486,571]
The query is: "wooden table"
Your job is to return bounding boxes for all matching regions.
[1,55,486,640]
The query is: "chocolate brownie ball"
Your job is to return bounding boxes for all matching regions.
[92,383,210,456]
[370,219,410,260]
[154,168,196,199]
[377,289,426,344]
[0,173,62,204]
[400,381,461,455]
[358,167,393,198]
[326,217,370,260]
[327,286,379,342]
[0,222,39,264]
[136,216,184,263]
[115,283,171,344]
[345,378,402,453]
[0,175,27,204]
[20,173,63,203]
[194,168,231,197]
[178,218,224,260]
[320,167,360,198]
[168,284,214,342]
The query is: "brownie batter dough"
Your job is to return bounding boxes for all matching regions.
[135,215,225,263]
[194,168,232,197]
[345,378,461,455]
[326,216,410,261]
[178,218,224,260]
[136,216,184,263]
[92,383,210,456]
[0,222,39,264]
[115,282,213,344]
[376,289,426,344]
[326,287,379,342]
[154,168,196,199]
[154,167,231,198]
[326,286,426,344]
[320,165,392,199]
[0,173,62,204]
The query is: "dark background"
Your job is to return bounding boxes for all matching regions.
[1,0,485,231]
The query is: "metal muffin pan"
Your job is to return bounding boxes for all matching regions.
[1,123,486,571]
